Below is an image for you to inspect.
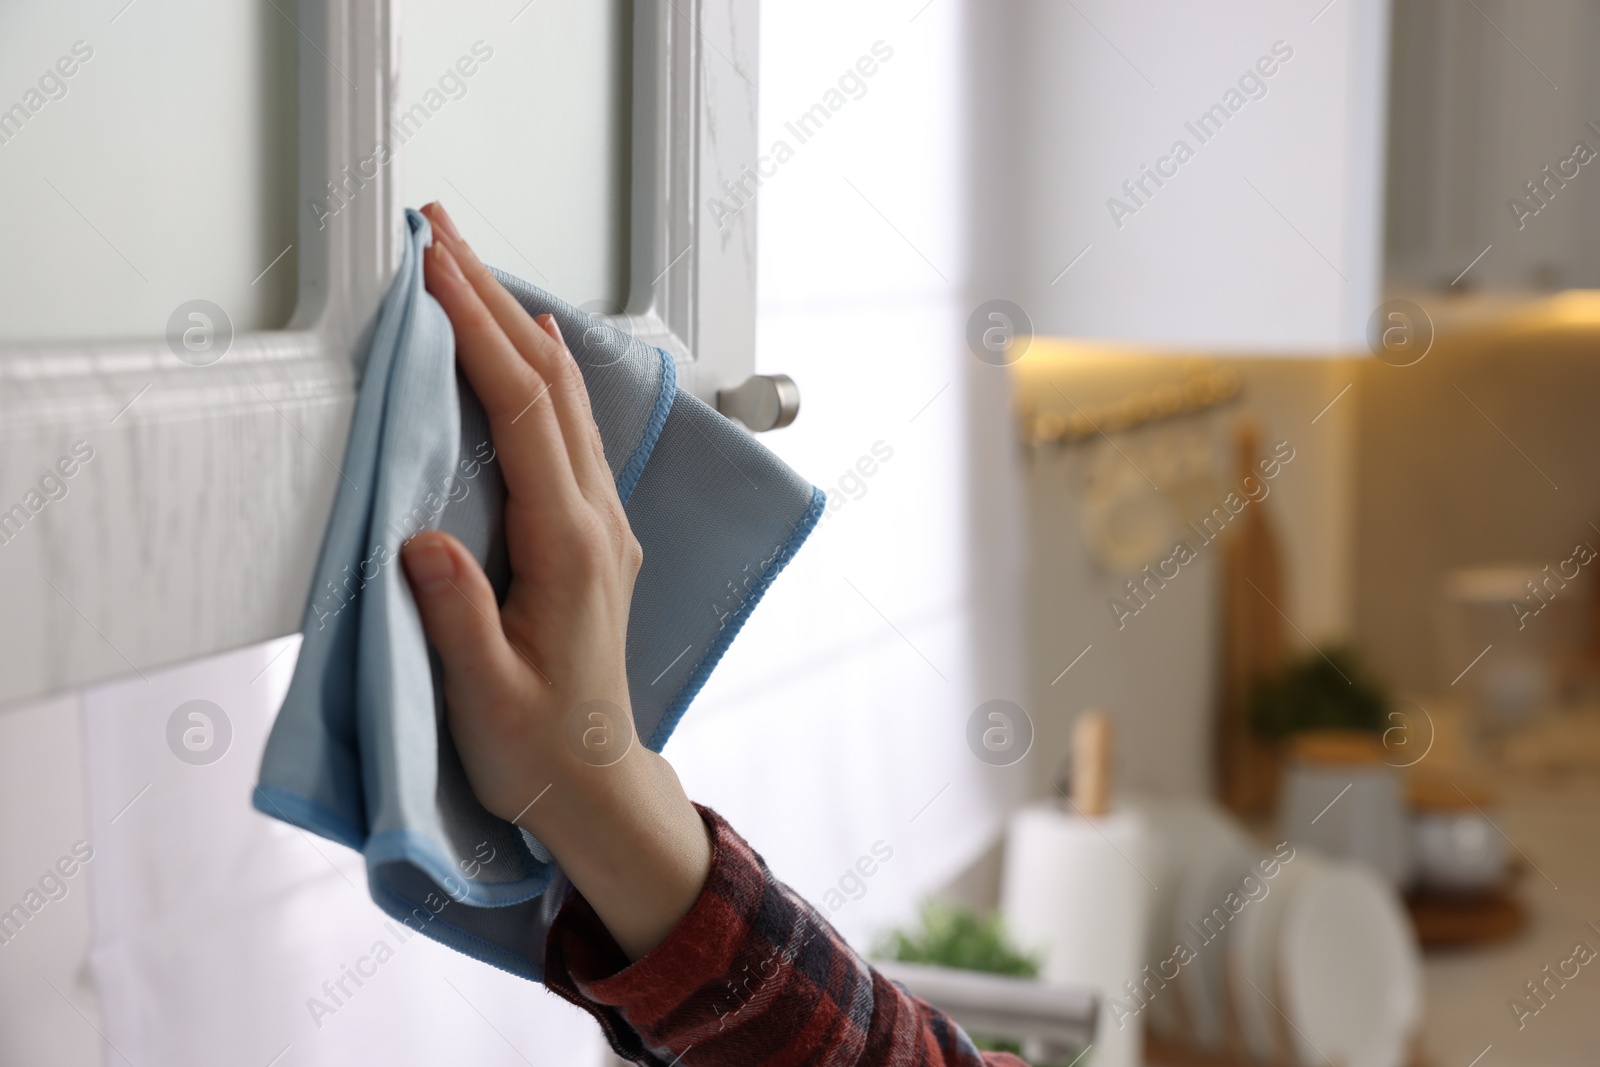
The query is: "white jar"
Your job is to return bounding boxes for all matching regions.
[1281,748,1413,888]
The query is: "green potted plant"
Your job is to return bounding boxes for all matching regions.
[1251,647,1414,884]
[875,899,1041,978]
[1249,647,1387,741]
[875,901,1090,1066]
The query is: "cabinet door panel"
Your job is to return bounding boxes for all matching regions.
[396,1,633,312]
[0,5,299,341]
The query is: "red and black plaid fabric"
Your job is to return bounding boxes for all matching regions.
[544,806,1029,1066]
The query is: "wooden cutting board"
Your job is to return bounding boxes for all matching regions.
[1217,419,1287,817]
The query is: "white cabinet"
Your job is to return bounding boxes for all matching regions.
[1005,0,1391,352]
[0,0,760,707]
[1385,0,1600,294]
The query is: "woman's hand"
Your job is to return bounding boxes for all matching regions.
[400,202,710,961]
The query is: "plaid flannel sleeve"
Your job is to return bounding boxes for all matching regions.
[542,805,1029,1067]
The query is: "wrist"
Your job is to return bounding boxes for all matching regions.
[522,748,712,961]
[515,736,653,848]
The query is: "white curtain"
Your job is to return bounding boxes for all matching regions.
[74,0,1027,1060]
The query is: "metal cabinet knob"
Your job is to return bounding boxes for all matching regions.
[716,373,800,432]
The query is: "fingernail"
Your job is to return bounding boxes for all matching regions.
[432,242,466,284]
[430,202,462,242]
[539,313,566,348]
[402,536,455,591]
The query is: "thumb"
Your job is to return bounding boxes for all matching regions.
[400,531,519,682]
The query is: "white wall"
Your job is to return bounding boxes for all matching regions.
[0,694,99,1067]
[1015,357,1359,801]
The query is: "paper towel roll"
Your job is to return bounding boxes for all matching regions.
[1002,803,1153,1067]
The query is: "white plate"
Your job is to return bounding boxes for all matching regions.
[1229,848,1326,1064]
[1130,800,1228,1040]
[1278,861,1422,1067]
[1169,814,1257,1053]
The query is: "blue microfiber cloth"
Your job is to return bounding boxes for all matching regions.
[254,209,823,981]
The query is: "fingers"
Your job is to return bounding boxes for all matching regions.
[423,239,583,520]
[420,202,613,503]
[532,312,611,484]
[401,531,525,686]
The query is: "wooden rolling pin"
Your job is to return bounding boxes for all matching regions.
[1072,709,1113,816]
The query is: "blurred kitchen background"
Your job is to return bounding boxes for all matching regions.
[4,1,1600,1066]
